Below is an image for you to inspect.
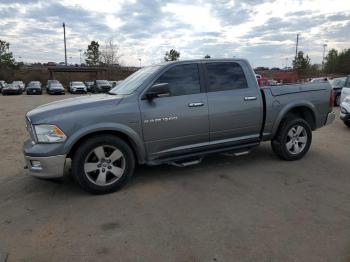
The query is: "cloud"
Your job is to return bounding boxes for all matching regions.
[0,0,349,67]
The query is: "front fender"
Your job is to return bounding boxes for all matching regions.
[63,123,146,163]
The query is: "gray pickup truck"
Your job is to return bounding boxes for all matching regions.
[24,59,335,194]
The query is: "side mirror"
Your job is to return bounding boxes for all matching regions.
[145,83,170,100]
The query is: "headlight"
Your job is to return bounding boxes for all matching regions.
[344,96,350,103]
[34,125,67,143]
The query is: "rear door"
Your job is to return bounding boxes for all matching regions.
[139,63,209,160]
[204,61,263,143]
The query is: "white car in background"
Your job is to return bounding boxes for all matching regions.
[340,75,350,104]
[69,81,87,94]
[340,95,350,128]
[12,81,25,92]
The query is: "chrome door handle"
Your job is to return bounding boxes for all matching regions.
[188,102,204,107]
[244,96,257,101]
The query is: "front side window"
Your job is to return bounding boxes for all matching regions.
[155,64,201,96]
[206,62,248,92]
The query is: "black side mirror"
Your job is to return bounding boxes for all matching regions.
[145,83,170,100]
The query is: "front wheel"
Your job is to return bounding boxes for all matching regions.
[344,121,350,128]
[72,135,135,194]
[271,117,312,161]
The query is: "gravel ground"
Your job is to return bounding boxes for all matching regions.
[0,93,349,262]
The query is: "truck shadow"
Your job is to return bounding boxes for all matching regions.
[15,142,295,197]
[130,143,276,186]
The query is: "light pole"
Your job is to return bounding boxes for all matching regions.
[138,58,142,68]
[322,43,327,71]
[63,22,67,66]
[79,49,82,65]
[295,33,300,58]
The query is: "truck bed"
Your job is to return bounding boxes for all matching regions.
[261,82,332,140]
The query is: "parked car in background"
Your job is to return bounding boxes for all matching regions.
[91,80,112,93]
[329,77,347,106]
[340,75,350,104]
[23,58,335,194]
[26,81,42,95]
[0,80,6,93]
[2,83,22,95]
[310,77,328,83]
[12,81,25,92]
[257,77,270,87]
[69,81,87,94]
[47,82,65,95]
[268,80,279,86]
[340,96,350,127]
[46,80,60,92]
[109,80,123,88]
[84,81,94,92]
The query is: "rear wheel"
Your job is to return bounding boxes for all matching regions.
[72,135,135,194]
[271,117,312,161]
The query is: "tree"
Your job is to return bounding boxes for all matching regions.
[101,38,122,67]
[84,41,101,66]
[0,39,15,66]
[324,48,350,74]
[164,49,180,61]
[337,49,350,74]
[324,49,338,73]
[292,51,311,77]
[204,54,211,59]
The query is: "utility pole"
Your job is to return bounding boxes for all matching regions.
[63,22,67,66]
[295,33,300,58]
[138,58,142,68]
[322,43,327,71]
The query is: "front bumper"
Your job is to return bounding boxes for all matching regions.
[49,89,65,94]
[27,89,42,94]
[340,102,350,122]
[24,154,66,178]
[2,89,21,95]
[324,111,336,126]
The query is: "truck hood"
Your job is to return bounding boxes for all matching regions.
[27,94,123,124]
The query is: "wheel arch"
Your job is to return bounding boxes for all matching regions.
[272,103,317,138]
[65,124,146,164]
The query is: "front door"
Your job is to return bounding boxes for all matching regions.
[139,63,209,160]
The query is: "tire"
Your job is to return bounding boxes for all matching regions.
[344,121,350,128]
[271,116,312,161]
[335,95,340,106]
[72,135,135,194]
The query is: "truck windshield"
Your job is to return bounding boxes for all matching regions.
[109,65,161,95]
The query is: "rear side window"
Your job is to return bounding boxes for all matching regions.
[155,64,200,96]
[206,62,248,92]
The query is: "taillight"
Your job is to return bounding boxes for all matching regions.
[329,89,335,111]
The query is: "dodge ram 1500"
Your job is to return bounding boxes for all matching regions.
[24,59,335,194]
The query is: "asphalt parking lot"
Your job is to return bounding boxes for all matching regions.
[0,94,349,262]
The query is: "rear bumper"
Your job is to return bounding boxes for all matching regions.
[324,111,336,126]
[24,154,66,178]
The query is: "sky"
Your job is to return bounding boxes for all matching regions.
[0,0,349,67]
